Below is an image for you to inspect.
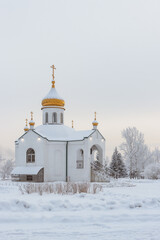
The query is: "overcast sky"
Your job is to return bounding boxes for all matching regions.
[0,0,160,158]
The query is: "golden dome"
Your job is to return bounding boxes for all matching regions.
[24,119,29,132]
[29,121,35,126]
[92,112,99,127]
[42,96,65,107]
[41,65,65,108]
[24,127,29,132]
[29,112,35,126]
[92,121,98,126]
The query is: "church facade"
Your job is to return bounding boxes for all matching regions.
[11,65,106,182]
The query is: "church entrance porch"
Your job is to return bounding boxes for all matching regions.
[90,144,104,182]
[11,167,44,182]
[90,144,103,163]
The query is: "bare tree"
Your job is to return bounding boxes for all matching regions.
[0,159,13,180]
[0,153,5,165]
[151,147,160,164]
[120,127,151,178]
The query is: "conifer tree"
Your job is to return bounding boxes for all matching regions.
[110,147,127,178]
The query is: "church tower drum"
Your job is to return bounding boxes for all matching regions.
[41,65,65,125]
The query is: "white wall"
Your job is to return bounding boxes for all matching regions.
[68,140,90,182]
[68,130,106,182]
[15,129,106,182]
[44,142,66,182]
[15,130,66,182]
[15,130,46,168]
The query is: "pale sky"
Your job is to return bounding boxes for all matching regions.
[0,0,160,159]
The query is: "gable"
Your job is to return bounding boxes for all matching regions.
[90,129,105,141]
[17,129,46,142]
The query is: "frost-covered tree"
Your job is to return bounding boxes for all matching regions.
[137,144,153,173]
[105,156,110,166]
[0,153,4,165]
[120,127,151,178]
[91,160,110,181]
[0,159,13,180]
[144,163,160,179]
[143,149,160,179]
[151,147,160,164]
[110,147,127,178]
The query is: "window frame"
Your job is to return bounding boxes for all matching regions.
[53,112,57,123]
[26,148,35,163]
[76,160,84,169]
[45,112,48,124]
[76,149,84,169]
[27,175,33,181]
[60,113,63,124]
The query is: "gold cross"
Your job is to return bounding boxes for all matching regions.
[25,119,28,126]
[50,64,56,80]
[72,120,74,128]
[31,112,33,120]
[94,112,97,120]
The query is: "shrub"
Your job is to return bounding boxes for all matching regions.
[19,182,102,195]
[144,163,160,179]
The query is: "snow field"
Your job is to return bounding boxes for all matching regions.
[0,179,160,240]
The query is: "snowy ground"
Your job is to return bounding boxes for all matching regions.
[0,179,160,240]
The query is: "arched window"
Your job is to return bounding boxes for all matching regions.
[76,149,84,169]
[45,112,48,124]
[60,113,63,124]
[53,112,57,123]
[26,148,35,163]
[90,145,102,163]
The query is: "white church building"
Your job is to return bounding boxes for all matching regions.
[11,65,106,182]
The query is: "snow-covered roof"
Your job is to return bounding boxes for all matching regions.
[34,125,94,141]
[42,87,63,100]
[11,166,43,175]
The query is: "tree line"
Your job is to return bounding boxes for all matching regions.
[109,127,160,179]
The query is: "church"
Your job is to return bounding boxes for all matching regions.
[11,65,106,182]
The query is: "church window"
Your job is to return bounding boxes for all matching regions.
[26,148,35,163]
[45,112,48,123]
[53,112,57,123]
[27,175,33,181]
[76,149,84,169]
[76,160,84,168]
[60,113,63,124]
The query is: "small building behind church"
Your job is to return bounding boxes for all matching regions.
[11,65,106,182]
